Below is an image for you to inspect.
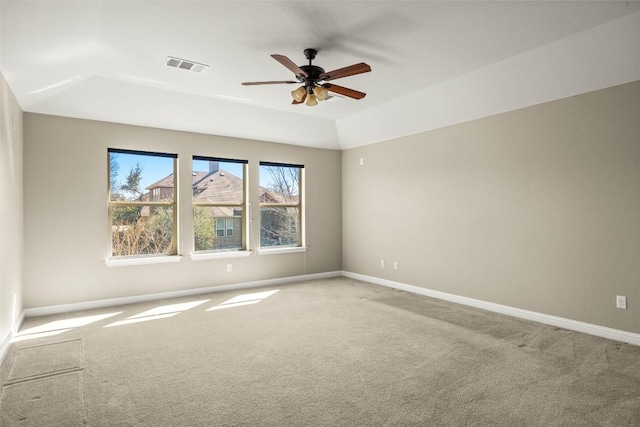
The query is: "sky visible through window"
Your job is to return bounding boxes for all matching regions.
[111,154,243,191]
[111,153,171,191]
[111,153,290,193]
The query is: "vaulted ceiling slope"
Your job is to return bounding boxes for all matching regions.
[1,1,639,150]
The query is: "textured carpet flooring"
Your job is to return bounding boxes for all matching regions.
[2,277,639,426]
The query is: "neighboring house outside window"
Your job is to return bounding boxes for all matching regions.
[108,148,177,258]
[192,157,247,252]
[259,162,304,248]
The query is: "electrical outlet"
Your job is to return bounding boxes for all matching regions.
[380,260,385,268]
[360,158,364,166]
[393,261,398,270]
[616,295,627,309]
[227,264,232,272]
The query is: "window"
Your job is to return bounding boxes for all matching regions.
[215,218,233,237]
[192,157,247,252]
[259,162,303,248]
[108,149,177,257]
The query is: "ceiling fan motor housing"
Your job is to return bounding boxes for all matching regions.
[300,48,324,92]
[300,65,325,92]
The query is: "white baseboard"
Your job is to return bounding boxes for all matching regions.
[0,312,24,365]
[1,332,12,365]
[23,271,343,318]
[343,271,640,346]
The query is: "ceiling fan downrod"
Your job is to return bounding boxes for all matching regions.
[304,48,317,65]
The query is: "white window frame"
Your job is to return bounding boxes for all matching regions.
[107,148,179,263]
[258,161,305,250]
[192,156,248,254]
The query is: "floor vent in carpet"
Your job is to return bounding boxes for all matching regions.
[4,339,84,385]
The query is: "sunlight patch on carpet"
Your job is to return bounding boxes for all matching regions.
[12,328,72,342]
[208,289,279,311]
[105,312,179,327]
[129,300,210,319]
[15,312,122,341]
[104,299,209,328]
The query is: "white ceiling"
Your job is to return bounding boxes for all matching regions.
[1,1,639,150]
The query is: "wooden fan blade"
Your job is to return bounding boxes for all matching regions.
[271,54,308,79]
[319,63,371,81]
[323,83,366,100]
[292,93,307,105]
[242,81,298,86]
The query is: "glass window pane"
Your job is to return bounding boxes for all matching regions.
[192,160,244,204]
[111,206,174,256]
[216,217,224,237]
[260,207,300,247]
[110,152,174,202]
[194,207,243,251]
[259,165,299,204]
[259,164,302,248]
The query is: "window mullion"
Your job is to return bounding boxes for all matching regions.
[110,201,176,207]
[259,203,300,208]
[192,203,244,208]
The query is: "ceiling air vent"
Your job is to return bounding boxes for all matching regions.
[165,56,208,73]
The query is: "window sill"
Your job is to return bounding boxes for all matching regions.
[105,255,182,267]
[257,246,308,256]
[191,250,252,261]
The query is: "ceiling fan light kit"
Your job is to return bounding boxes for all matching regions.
[242,48,371,107]
[306,93,318,106]
[291,86,307,103]
[313,85,329,101]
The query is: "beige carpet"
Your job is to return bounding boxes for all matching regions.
[2,372,85,426]
[2,277,639,426]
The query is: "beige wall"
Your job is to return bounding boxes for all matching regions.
[0,72,24,345]
[343,81,640,334]
[23,114,342,308]
[14,80,640,336]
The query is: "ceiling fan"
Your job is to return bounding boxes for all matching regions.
[242,48,371,106]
